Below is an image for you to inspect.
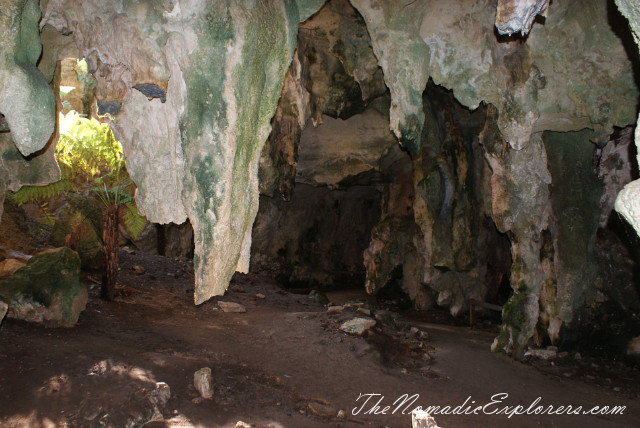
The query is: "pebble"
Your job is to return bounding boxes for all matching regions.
[230,285,245,293]
[218,301,247,313]
[337,410,346,419]
[339,318,376,335]
[308,401,337,417]
[327,305,344,314]
[235,422,252,428]
[194,367,213,399]
[255,293,265,299]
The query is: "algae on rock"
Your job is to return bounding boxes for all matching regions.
[0,247,87,326]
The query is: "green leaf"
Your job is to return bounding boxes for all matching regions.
[120,201,147,241]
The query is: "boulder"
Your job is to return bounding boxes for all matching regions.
[0,247,87,326]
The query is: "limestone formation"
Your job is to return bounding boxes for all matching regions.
[296,109,397,188]
[495,0,550,36]
[0,0,56,156]
[614,0,640,238]
[41,0,326,304]
[350,0,636,152]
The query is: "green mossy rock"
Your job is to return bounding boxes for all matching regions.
[0,247,87,326]
[50,195,104,270]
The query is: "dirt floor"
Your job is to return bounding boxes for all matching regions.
[1,250,640,428]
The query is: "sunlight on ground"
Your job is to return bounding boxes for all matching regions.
[3,411,70,428]
[87,359,156,383]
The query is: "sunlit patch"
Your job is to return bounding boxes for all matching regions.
[87,359,156,383]
[40,374,70,396]
[2,411,70,428]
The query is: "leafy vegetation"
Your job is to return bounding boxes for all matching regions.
[12,112,146,239]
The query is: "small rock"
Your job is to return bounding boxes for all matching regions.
[574,352,582,361]
[337,409,346,419]
[194,367,213,399]
[327,305,344,314]
[524,348,557,360]
[0,258,26,279]
[235,422,252,428]
[558,351,569,358]
[230,285,244,293]
[412,409,440,428]
[151,382,171,408]
[131,265,145,275]
[218,301,246,313]
[191,397,203,404]
[339,317,376,335]
[626,336,640,357]
[308,401,337,418]
[255,293,265,299]
[356,308,372,316]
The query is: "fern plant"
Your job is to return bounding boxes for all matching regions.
[11,111,147,300]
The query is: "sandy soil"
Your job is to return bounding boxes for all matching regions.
[1,250,639,428]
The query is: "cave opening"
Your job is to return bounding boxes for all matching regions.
[249,0,515,324]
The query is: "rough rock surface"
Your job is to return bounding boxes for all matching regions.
[350,0,637,152]
[495,0,550,36]
[296,109,397,188]
[0,0,56,156]
[614,0,640,238]
[0,247,87,326]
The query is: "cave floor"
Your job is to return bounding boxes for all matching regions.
[1,251,639,428]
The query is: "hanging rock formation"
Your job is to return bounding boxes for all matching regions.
[39,0,326,304]
[348,0,638,356]
[0,0,56,157]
